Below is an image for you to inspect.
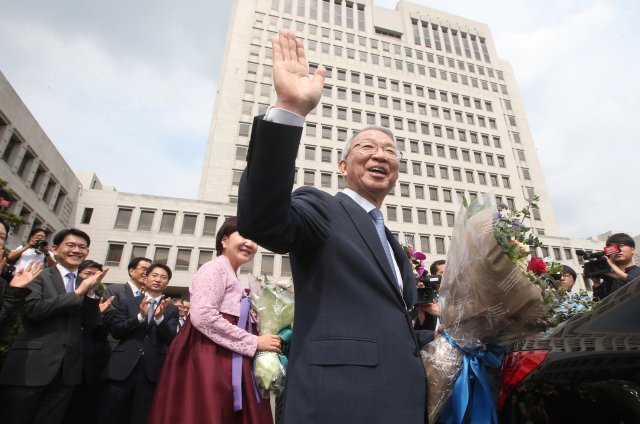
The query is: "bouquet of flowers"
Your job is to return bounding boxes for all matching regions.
[248,275,294,398]
[423,195,595,423]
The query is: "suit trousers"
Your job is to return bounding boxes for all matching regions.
[98,358,155,424]
[0,364,74,424]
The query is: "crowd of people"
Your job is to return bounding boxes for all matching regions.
[0,28,637,424]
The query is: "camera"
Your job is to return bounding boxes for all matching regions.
[575,244,621,278]
[34,239,48,252]
[417,274,441,304]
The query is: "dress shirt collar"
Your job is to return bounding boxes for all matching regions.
[127,281,143,297]
[342,188,377,214]
[56,263,76,279]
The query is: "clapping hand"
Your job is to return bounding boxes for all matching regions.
[272,29,325,117]
[75,268,109,296]
[9,260,43,288]
[154,297,172,320]
[99,296,115,316]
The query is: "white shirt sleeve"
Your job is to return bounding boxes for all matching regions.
[264,107,305,127]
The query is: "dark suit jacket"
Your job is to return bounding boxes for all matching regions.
[103,282,137,349]
[103,295,178,383]
[0,267,100,386]
[238,117,432,424]
[0,278,30,332]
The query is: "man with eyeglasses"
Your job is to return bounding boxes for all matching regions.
[0,228,108,424]
[238,30,433,423]
[591,233,640,301]
[103,257,151,349]
[99,263,178,424]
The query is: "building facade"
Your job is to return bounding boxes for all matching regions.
[0,1,619,297]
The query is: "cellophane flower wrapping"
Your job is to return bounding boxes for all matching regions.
[248,275,294,398]
[423,195,546,423]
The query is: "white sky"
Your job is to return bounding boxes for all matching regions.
[0,0,638,239]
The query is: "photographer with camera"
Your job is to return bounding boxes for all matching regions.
[414,260,446,331]
[590,233,639,301]
[6,228,56,274]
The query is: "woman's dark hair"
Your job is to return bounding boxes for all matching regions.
[215,216,238,256]
[27,227,47,241]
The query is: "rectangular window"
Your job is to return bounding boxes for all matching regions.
[435,237,446,254]
[152,246,169,265]
[202,215,218,237]
[443,189,452,203]
[412,162,422,175]
[137,210,155,231]
[114,208,133,230]
[432,211,442,226]
[420,235,431,253]
[304,170,315,186]
[321,172,332,188]
[446,213,455,227]
[400,182,410,197]
[417,209,427,225]
[402,207,412,223]
[429,187,438,201]
[130,245,147,261]
[387,205,397,221]
[415,185,425,199]
[198,250,214,269]
[81,208,94,224]
[159,212,176,233]
[305,145,316,161]
[181,214,198,235]
[175,248,192,271]
[105,243,124,266]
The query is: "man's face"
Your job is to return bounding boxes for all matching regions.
[183,300,190,315]
[560,273,575,291]
[338,129,399,206]
[434,263,446,276]
[52,235,89,271]
[609,244,635,266]
[144,266,170,294]
[130,260,152,286]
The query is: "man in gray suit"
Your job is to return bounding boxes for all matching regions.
[238,30,433,423]
[0,228,108,424]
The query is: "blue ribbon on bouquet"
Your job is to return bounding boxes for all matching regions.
[277,325,292,370]
[439,331,505,424]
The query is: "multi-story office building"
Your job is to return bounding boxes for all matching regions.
[0,1,612,296]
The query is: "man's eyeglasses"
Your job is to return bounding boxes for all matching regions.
[148,273,169,281]
[350,142,402,161]
[61,242,89,251]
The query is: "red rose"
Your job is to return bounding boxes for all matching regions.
[527,256,547,276]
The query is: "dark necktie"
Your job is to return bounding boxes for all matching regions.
[66,273,76,293]
[369,208,396,280]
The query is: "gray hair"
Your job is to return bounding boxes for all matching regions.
[340,126,396,161]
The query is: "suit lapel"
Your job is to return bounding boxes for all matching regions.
[51,267,66,295]
[336,193,405,304]
[387,231,417,307]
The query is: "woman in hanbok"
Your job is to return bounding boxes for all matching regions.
[149,217,281,424]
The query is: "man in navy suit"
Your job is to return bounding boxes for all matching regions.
[238,30,434,424]
[99,263,178,424]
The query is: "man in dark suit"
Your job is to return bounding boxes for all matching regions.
[104,256,151,303]
[237,30,434,424]
[102,257,151,350]
[0,228,108,424]
[99,263,178,424]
